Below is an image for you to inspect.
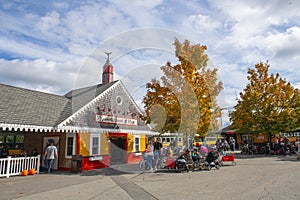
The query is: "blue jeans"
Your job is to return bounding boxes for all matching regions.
[231,144,236,151]
[47,159,54,173]
[147,155,153,170]
[153,151,160,169]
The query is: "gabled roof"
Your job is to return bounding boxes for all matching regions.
[0,81,152,133]
[57,80,151,132]
[57,81,118,125]
[0,83,68,127]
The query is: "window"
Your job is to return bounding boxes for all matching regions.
[135,137,140,152]
[65,135,75,158]
[92,137,99,155]
[66,137,74,156]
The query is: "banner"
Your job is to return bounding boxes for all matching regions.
[95,114,138,126]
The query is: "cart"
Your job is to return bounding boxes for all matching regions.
[221,151,236,166]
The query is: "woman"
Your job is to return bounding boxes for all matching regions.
[146,142,154,171]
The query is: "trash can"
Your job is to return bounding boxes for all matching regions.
[71,154,82,173]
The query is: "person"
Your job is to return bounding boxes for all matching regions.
[167,145,173,158]
[230,137,236,152]
[265,143,270,155]
[0,145,8,158]
[31,149,39,156]
[295,138,300,160]
[44,141,58,173]
[146,142,154,171]
[153,138,162,170]
[222,139,229,151]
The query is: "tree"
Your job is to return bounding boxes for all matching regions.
[229,62,300,142]
[143,39,223,138]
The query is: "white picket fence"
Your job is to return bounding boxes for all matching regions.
[0,155,40,178]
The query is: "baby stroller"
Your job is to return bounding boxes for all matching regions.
[165,154,189,173]
[205,150,221,170]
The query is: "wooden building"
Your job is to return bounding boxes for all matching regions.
[0,53,155,171]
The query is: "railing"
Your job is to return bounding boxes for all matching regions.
[0,155,40,178]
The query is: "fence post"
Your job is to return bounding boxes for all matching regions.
[6,156,11,178]
[37,155,41,174]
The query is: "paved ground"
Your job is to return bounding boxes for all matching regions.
[0,155,299,200]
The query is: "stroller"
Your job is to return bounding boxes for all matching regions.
[205,150,221,170]
[165,154,189,173]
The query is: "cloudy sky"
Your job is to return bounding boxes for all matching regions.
[1,0,300,126]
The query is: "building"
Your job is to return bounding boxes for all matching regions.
[0,53,155,171]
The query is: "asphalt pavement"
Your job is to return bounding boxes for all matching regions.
[1,154,299,200]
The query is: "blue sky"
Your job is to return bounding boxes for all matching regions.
[1,0,300,126]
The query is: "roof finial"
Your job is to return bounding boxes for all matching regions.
[105,52,112,60]
[105,52,112,66]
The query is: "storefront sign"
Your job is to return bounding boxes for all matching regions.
[95,114,138,126]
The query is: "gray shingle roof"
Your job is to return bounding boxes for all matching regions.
[0,83,69,127]
[56,81,119,125]
[0,81,151,131]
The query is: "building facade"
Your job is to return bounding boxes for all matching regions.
[0,53,155,171]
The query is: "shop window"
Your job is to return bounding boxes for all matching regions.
[135,137,140,152]
[92,137,99,155]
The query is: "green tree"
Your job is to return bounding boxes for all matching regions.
[143,39,223,138]
[230,62,300,141]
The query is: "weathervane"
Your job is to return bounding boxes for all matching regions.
[105,52,112,61]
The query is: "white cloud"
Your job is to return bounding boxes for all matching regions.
[265,26,300,60]
[0,0,300,112]
[188,14,221,32]
[0,58,81,94]
[36,11,61,33]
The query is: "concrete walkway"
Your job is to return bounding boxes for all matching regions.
[1,155,299,200]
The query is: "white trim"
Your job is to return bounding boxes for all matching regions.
[0,123,80,133]
[134,135,140,152]
[90,132,100,155]
[118,81,153,130]
[65,134,76,158]
[0,123,157,136]
[58,81,121,127]
[118,81,143,116]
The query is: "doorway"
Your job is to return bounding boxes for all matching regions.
[43,136,59,170]
[110,136,127,165]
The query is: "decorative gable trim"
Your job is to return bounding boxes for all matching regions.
[118,81,143,116]
[58,81,120,127]
[0,123,77,133]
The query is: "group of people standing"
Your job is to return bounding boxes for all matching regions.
[216,137,236,152]
[143,138,163,171]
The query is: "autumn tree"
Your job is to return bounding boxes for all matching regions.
[230,62,300,142]
[143,39,223,138]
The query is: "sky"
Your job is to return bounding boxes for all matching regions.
[1,0,300,127]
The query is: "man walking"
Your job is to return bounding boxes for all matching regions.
[44,140,58,173]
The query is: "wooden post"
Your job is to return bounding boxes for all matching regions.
[6,156,11,178]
